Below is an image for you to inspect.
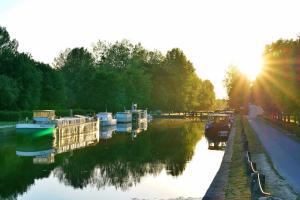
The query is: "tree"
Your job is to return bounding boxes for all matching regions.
[90,67,126,112]
[0,26,18,54]
[52,48,71,69]
[212,99,228,111]
[198,80,215,110]
[36,62,66,108]
[163,48,195,111]
[0,75,19,110]
[59,47,95,108]
[0,26,216,112]
[224,65,250,110]
[252,38,300,116]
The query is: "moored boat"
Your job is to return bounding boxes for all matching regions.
[116,111,132,123]
[96,112,117,126]
[205,113,231,138]
[16,110,56,136]
[131,104,147,123]
[16,110,99,138]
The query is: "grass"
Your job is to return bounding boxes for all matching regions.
[243,117,264,154]
[225,116,251,200]
[262,116,300,142]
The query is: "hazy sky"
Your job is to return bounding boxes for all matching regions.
[1,0,300,98]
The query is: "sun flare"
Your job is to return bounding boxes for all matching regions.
[237,58,263,81]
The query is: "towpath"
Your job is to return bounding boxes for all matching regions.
[248,117,300,195]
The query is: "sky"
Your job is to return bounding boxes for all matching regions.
[1,0,300,98]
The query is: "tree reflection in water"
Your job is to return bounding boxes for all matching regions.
[0,119,204,199]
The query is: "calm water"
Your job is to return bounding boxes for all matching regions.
[0,119,224,200]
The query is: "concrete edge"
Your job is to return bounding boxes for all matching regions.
[203,125,236,200]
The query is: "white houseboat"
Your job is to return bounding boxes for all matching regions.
[16,110,56,136]
[96,112,117,126]
[116,104,147,123]
[16,115,99,164]
[16,110,99,138]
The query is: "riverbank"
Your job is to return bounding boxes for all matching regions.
[203,118,237,199]
[0,121,16,130]
[204,115,299,200]
[224,117,250,200]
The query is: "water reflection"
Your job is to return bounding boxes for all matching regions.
[100,125,116,139]
[115,121,148,140]
[116,123,132,133]
[0,119,218,199]
[16,135,55,164]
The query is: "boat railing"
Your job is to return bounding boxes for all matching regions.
[55,117,98,127]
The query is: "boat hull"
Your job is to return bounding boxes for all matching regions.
[16,124,55,137]
[100,119,117,126]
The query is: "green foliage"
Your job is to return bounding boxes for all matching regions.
[0,26,216,113]
[0,26,63,110]
[0,26,18,54]
[59,47,95,108]
[0,111,32,121]
[212,99,228,110]
[252,38,300,114]
[224,65,250,110]
[0,75,19,109]
[199,80,216,109]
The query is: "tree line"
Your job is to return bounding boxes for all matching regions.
[252,37,300,120]
[0,26,216,113]
[224,36,300,118]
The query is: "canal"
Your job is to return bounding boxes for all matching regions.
[0,119,224,200]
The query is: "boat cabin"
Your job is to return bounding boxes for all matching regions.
[96,112,114,121]
[33,110,55,123]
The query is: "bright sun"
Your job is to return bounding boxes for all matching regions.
[236,57,263,81]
